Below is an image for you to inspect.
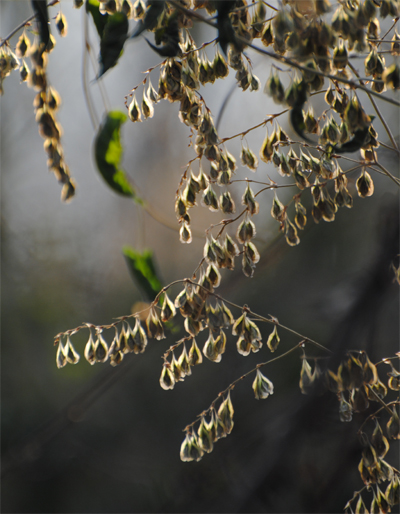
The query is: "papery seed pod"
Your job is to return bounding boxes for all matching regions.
[261,21,273,46]
[84,331,96,365]
[220,191,235,214]
[161,293,176,322]
[184,316,202,337]
[294,165,310,190]
[16,33,30,58]
[355,496,367,514]
[333,42,348,70]
[285,219,300,246]
[56,341,67,368]
[351,387,369,412]
[236,335,251,356]
[236,218,256,243]
[338,392,353,422]
[372,421,390,458]
[146,307,165,340]
[213,50,229,78]
[202,184,219,212]
[264,72,285,104]
[180,221,192,244]
[20,60,29,82]
[278,154,291,177]
[47,86,61,111]
[183,180,197,207]
[56,12,68,37]
[95,333,109,362]
[245,241,260,265]
[188,338,202,366]
[132,0,146,20]
[242,184,259,215]
[160,363,175,390]
[325,86,335,105]
[218,393,234,434]
[271,194,286,222]
[266,325,280,352]
[387,407,400,439]
[64,336,80,364]
[217,168,232,186]
[206,263,221,288]
[142,92,154,119]
[178,345,192,377]
[203,331,221,362]
[242,250,255,278]
[197,417,213,453]
[225,234,239,258]
[383,63,400,90]
[385,476,400,506]
[175,195,187,218]
[253,368,274,399]
[356,170,374,198]
[128,95,141,122]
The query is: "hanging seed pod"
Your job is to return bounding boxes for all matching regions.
[161,293,176,322]
[142,92,154,119]
[242,184,259,215]
[253,369,274,399]
[295,201,307,229]
[47,86,61,111]
[180,221,192,243]
[261,21,273,46]
[56,341,67,368]
[146,307,165,340]
[244,242,260,264]
[94,332,109,362]
[213,51,229,78]
[264,72,285,104]
[218,393,234,434]
[220,192,235,214]
[285,219,300,246]
[383,63,400,90]
[16,32,31,57]
[202,184,219,212]
[55,12,68,37]
[266,325,280,352]
[356,170,374,198]
[279,154,291,176]
[160,363,175,390]
[386,407,400,439]
[333,42,348,70]
[271,194,286,222]
[128,95,141,122]
[236,218,256,243]
[19,60,29,82]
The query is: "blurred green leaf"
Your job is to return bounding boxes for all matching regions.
[85,0,109,38]
[123,246,162,300]
[94,111,141,200]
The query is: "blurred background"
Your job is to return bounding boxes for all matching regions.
[1,2,399,512]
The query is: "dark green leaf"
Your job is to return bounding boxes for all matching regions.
[94,111,141,200]
[98,11,129,78]
[86,0,109,38]
[122,246,162,300]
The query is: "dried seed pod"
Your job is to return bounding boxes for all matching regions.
[271,194,286,222]
[236,218,256,243]
[202,184,219,212]
[142,92,154,119]
[242,184,259,215]
[179,221,192,244]
[94,332,109,362]
[333,42,348,70]
[244,242,260,264]
[47,86,61,111]
[285,219,300,246]
[253,369,274,399]
[160,363,175,390]
[217,393,234,434]
[16,32,30,57]
[261,21,273,46]
[356,170,374,198]
[383,63,400,90]
[220,191,235,214]
[19,60,29,82]
[267,325,280,352]
[197,417,213,453]
[146,307,165,340]
[55,12,68,37]
[213,50,229,78]
[161,293,176,322]
[188,338,202,366]
[132,0,146,20]
[128,95,141,122]
[386,407,400,439]
[264,72,285,104]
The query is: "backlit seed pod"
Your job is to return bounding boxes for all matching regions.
[220,192,235,214]
[20,61,29,82]
[260,132,274,163]
[132,0,145,20]
[202,185,219,212]
[266,325,280,352]
[224,234,239,258]
[56,342,67,368]
[285,219,300,246]
[121,0,132,17]
[188,338,202,366]
[264,72,285,104]
[236,335,251,356]
[271,194,286,222]
[236,218,256,243]
[356,170,374,198]
[242,251,255,278]
[47,86,61,111]
[175,196,187,218]
[183,181,197,207]
[180,221,192,243]
[333,42,348,70]
[325,86,335,106]
[203,331,221,362]
[261,21,273,46]
[128,95,141,122]
[245,242,260,264]
[365,48,378,76]
[63,336,80,364]
[371,422,390,458]
[129,318,148,353]
[146,308,165,340]
[242,184,259,215]
[141,93,154,119]
[84,331,96,364]
[207,262,221,288]
[217,168,232,186]
[197,417,213,453]
[160,364,175,390]
[16,32,30,58]
[29,67,47,91]
[294,165,310,190]
[218,393,234,434]
[184,316,202,337]
[56,12,68,37]
[391,31,400,56]
[385,476,400,505]
[94,333,109,362]
[213,51,229,78]
[383,63,400,90]
[36,109,61,140]
[161,293,176,322]
[178,346,191,377]
[253,369,274,399]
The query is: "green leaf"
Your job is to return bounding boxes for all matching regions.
[98,11,129,78]
[94,111,141,200]
[85,0,109,38]
[122,246,162,300]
